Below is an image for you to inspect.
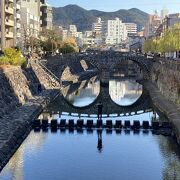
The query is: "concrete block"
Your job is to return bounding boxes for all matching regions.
[60,119,66,127]
[42,119,48,128]
[51,119,58,129]
[152,121,159,129]
[132,120,140,129]
[96,120,103,128]
[33,119,41,128]
[106,120,113,128]
[68,119,74,128]
[124,120,130,128]
[115,120,122,128]
[77,119,84,128]
[86,120,93,128]
[142,121,149,129]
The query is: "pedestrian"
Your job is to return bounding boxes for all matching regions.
[97,102,103,120]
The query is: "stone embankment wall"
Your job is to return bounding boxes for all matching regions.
[0,61,60,171]
[151,60,180,106]
[0,66,33,118]
[0,60,60,118]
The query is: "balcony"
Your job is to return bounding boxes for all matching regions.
[17,33,21,38]
[6,31,14,38]
[5,7,14,15]
[16,23,21,28]
[16,4,20,10]
[16,13,21,19]
[5,19,14,27]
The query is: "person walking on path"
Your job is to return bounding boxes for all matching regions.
[97,102,103,120]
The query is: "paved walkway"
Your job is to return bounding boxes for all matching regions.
[144,81,180,144]
[0,89,59,171]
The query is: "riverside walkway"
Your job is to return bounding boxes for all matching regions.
[144,81,180,144]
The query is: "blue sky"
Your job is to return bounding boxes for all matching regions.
[47,0,180,14]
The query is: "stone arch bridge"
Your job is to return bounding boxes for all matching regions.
[44,80,153,118]
[44,51,152,81]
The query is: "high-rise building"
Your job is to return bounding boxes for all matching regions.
[92,17,103,37]
[40,2,53,30]
[15,0,22,47]
[125,23,137,36]
[20,0,41,38]
[144,13,161,39]
[102,17,127,45]
[0,0,15,49]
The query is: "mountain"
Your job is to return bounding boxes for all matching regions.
[53,5,149,31]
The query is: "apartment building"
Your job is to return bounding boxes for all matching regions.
[144,13,161,39]
[125,23,137,36]
[20,0,41,39]
[15,0,22,47]
[40,2,53,30]
[102,17,127,45]
[92,17,103,37]
[162,13,180,32]
[0,0,15,49]
[69,25,78,38]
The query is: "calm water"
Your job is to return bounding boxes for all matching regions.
[1,126,180,180]
[1,75,180,180]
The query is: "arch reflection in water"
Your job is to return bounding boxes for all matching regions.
[109,79,143,106]
[62,76,100,107]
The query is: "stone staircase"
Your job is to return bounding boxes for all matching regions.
[30,59,61,89]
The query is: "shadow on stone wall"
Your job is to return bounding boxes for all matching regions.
[23,67,42,96]
[0,70,21,118]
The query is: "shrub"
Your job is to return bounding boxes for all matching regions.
[0,56,10,65]
[0,48,26,66]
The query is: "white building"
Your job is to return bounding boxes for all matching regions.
[102,17,127,45]
[92,17,103,37]
[125,23,137,36]
[69,25,77,37]
[82,37,102,47]
[84,31,93,38]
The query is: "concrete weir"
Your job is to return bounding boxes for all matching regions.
[0,89,59,172]
[33,119,172,136]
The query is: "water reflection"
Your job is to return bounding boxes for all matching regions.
[1,129,180,180]
[97,130,103,153]
[109,79,142,106]
[62,76,100,107]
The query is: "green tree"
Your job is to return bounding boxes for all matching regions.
[40,29,62,54]
[59,44,76,54]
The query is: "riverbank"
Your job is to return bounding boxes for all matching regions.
[0,89,59,171]
[144,81,180,145]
